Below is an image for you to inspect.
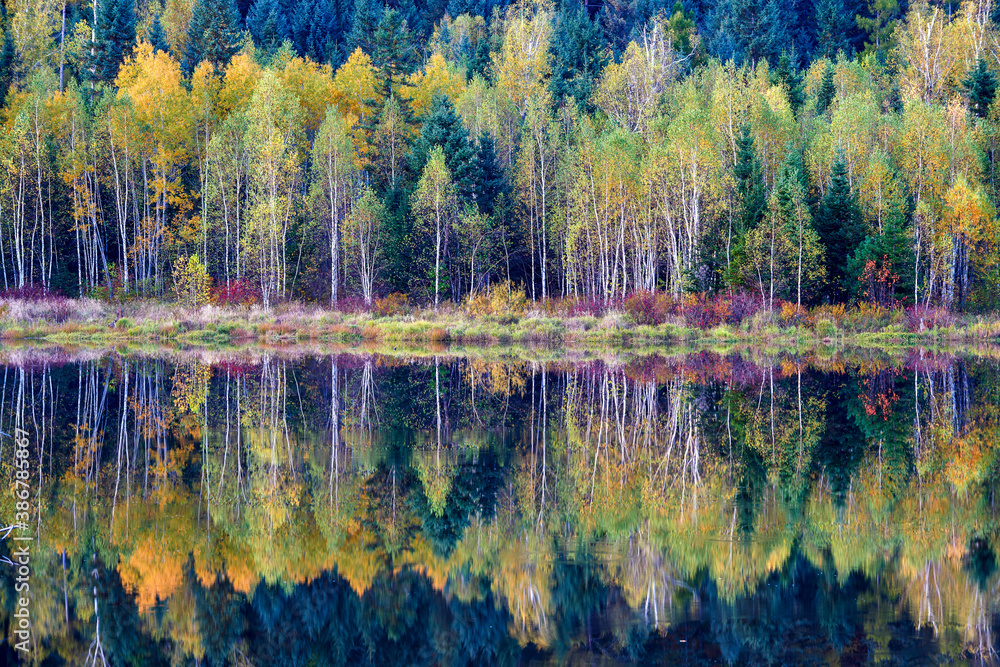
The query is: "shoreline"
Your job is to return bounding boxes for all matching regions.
[2,298,1000,350]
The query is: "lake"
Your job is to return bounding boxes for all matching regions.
[0,346,997,665]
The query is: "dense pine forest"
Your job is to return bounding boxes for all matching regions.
[0,0,999,313]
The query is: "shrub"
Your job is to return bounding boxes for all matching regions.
[813,303,847,325]
[682,294,728,329]
[623,291,678,325]
[726,292,766,325]
[816,319,837,338]
[845,302,892,331]
[779,301,813,326]
[173,255,212,306]
[334,296,369,314]
[373,293,410,317]
[0,285,59,300]
[905,305,956,332]
[466,281,528,320]
[211,279,261,307]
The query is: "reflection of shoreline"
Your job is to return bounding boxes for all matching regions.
[0,353,996,663]
[0,344,992,381]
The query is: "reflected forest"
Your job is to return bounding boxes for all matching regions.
[0,349,999,663]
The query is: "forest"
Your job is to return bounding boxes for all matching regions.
[1,0,1000,313]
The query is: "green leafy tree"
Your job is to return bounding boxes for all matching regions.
[742,158,826,305]
[411,147,458,309]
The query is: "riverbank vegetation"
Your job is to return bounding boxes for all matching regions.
[4,0,1000,318]
[5,288,1000,347]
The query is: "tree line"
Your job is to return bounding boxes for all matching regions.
[2,0,1000,309]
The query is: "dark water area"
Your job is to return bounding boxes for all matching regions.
[0,347,999,665]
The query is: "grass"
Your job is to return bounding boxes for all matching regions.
[2,296,1000,350]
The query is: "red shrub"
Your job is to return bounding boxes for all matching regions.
[624,291,676,325]
[0,285,59,300]
[905,305,956,332]
[334,296,369,313]
[682,294,727,329]
[211,280,261,307]
[725,292,766,325]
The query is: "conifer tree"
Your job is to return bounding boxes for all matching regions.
[964,58,997,119]
[549,1,607,108]
[291,0,340,62]
[814,0,851,58]
[473,133,507,215]
[411,95,476,203]
[184,0,243,75]
[848,212,913,304]
[775,52,804,116]
[815,155,865,300]
[246,0,288,55]
[0,7,15,106]
[734,126,767,234]
[93,0,136,82]
[346,0,383,57]
[371,9,419,100]
[816,62,836,114]
[146,14,170,54]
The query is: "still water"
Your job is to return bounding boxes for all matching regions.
[0,347,997,665]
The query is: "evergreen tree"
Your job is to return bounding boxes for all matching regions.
[146,14,170,54]
[0,6,15,107]
[291,0,339,62]
[549,0,608,108]
[814,0,851,58]
[411,95,476,204]
[398,0,421,40]
[740,0,791,65]
[184,0,243,74]
[964,58,997,119]
[473,133,508,215]
[447,0,489,18]
[414,0,450,40]
[246,0,289,56]
[734,125,767,233]
[371,9,419,99]
[816,61,836,114]
[815,155,865,300]
[847,213,913,304]
[775,52,804,116]
[93,0,136,82]
[346,0,383,56]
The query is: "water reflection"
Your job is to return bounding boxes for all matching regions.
[0,348,999,664]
